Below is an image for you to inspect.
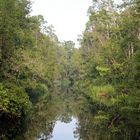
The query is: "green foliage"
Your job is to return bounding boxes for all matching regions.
[96,66,110,76]
[133,50,140,87]
[89,85,115,103]
[0,0,140,139]
[27,83,49,103]
[76,0,140,139]
[0,0,61,138]
[0,83,31,118]
[93,111,109,126]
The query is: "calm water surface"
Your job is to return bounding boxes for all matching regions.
[49,117,78,140]
[37,117,78,140]
[34,95,82,140]
[1,93,137,140]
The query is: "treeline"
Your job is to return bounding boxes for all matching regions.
[75,0,140,139]
[0,0,80,137]
[0,0,140,139]
[0,0,75,138]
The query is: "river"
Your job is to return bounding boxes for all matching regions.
[37,117,78,140]
[0,92,139,140]
[20,93,94,140]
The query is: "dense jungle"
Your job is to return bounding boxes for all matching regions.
[0,0,140,139]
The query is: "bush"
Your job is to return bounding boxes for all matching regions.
[0,83,31,118]
[26,83,49,103]
[89,85,115,105]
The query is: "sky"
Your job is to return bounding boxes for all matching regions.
[50,118,78,140]
[31,0,92,46]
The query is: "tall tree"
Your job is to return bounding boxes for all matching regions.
[0,0,31,78]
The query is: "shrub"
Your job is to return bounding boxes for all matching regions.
[0,83,31,118]
[89,85,115,105]
[26,83,49,103]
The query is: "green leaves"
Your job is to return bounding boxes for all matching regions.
[77,0,140,139]
[0,83,31,118]
[96,66,110,76]
[93,111,109,126]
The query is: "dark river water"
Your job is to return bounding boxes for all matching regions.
[0,93,139,140]
[23,93,96,140]
[33,94,87,140]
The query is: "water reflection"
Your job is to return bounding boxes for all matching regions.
[48,117,78,140]
[20,94,84,140]
[1,92,138,140]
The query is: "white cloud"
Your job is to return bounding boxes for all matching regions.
[31,0,92,45]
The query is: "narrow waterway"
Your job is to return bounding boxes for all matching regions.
[36,118,78,140]
[1,92,139,140]
[49,117,78,140]
[21,93,92,140]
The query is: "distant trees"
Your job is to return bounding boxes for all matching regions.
[0,0,140,139]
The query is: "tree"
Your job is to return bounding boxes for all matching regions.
[0,0,31,78]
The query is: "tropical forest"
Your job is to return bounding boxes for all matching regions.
[0,0,140,140]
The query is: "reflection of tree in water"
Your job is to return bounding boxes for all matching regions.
[3,91,135,140]
[20,93,78,140]
[0,116,24,140]
[36,121,55,140]
[74,99,140,140]
[59,104,73,123]
[1,90,131,140]
[21,108,56,140]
